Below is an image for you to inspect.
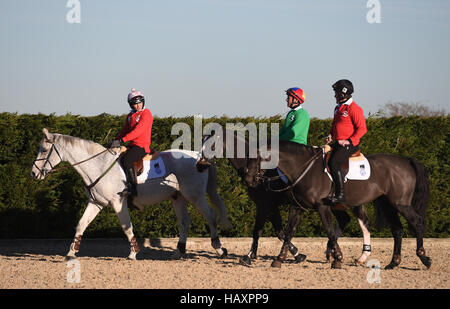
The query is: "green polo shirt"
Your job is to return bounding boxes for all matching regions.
[279,107,310,145]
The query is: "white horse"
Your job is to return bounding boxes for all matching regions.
[31,128,232,260]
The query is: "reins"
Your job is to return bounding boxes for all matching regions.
[33,140,120,197]
[54,148,113,173]
[258,147,324,193]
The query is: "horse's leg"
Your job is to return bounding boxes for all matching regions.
[282,205,307,263]
[351,206,372,266]
[268,206,303,258]
[171,195,190,259]
[111,198,140,260]
[377,199,403,270]
[268,206,285,241]
[395,205,432,269]
[326,209,351,262]
[375,196,405,270]
[207,166,232,230]
[272,204,304,268]
[66,202,102,260]
[317,204,343,269]
[188,195,227,258]
[239,203,270,266]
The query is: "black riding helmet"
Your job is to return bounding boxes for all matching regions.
[332,79,354,101]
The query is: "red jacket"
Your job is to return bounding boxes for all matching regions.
[116,108,153,153]
[330,99,367,146]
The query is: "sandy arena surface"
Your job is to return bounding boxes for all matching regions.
[0,237,448,289]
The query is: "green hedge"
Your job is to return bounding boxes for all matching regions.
[0,113,448,238]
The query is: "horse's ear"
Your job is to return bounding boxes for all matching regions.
[42,128,53,141]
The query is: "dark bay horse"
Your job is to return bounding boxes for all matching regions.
[198,130,370,266]
[244,141,432,269]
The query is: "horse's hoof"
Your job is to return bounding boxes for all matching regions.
[294,254,307,263]
[331,260,342,269]
[271,259,282,268]
[384,262,398,270]
[239,256,251,266]
[220,248,228,258]
[419,256,432,269]
[354,259,365,267]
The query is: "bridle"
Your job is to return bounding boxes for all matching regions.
[33,141,64,178]
[33,139,119,201]
[251,147,324,193]
[33,139,114,176]
[246,148,324,212]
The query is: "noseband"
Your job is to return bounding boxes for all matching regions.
[33,141,63,177]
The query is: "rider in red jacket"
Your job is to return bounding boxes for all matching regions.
[110,88,153,201]
[325,79,367,204]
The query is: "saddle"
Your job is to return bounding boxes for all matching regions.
[120,146,159,176]
[323,144,365,175]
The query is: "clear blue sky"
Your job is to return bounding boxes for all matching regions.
[1,0,449,118]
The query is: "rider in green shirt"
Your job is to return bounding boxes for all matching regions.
[279,87,310,145]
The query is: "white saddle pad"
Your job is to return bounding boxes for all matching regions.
[120,157,167,184]
[346,157,371,180]
[325,157,371,181]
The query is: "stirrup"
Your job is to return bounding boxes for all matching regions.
[118,185,132,197]
[329,193,346,204]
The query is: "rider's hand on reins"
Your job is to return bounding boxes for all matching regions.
[108,139,122,149]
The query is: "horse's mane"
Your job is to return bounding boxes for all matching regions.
[56,134,106,155]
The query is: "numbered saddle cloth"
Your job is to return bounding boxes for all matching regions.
[119,156,167,184]
[324,152,371,181]
[345,156,371,180]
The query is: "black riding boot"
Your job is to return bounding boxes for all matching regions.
[124,168,140,210]
[119,168,137,198]
[329,170,346,204]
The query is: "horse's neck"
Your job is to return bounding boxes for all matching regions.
[278,146,317,176]
[56,136,115,184]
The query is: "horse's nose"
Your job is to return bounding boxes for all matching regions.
[31,169,41,179]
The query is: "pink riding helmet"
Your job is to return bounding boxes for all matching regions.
[127,88,145,107]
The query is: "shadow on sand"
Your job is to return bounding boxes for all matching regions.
[0,238,235,262]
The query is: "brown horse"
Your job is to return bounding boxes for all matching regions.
[244,141,432,269]
[199,130,372,267]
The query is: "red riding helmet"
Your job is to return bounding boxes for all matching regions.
[286,87,306,104]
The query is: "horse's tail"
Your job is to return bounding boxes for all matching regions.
[409,157,430,221]
[207,165,233,231]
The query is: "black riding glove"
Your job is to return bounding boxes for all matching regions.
[109,139,122,148]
